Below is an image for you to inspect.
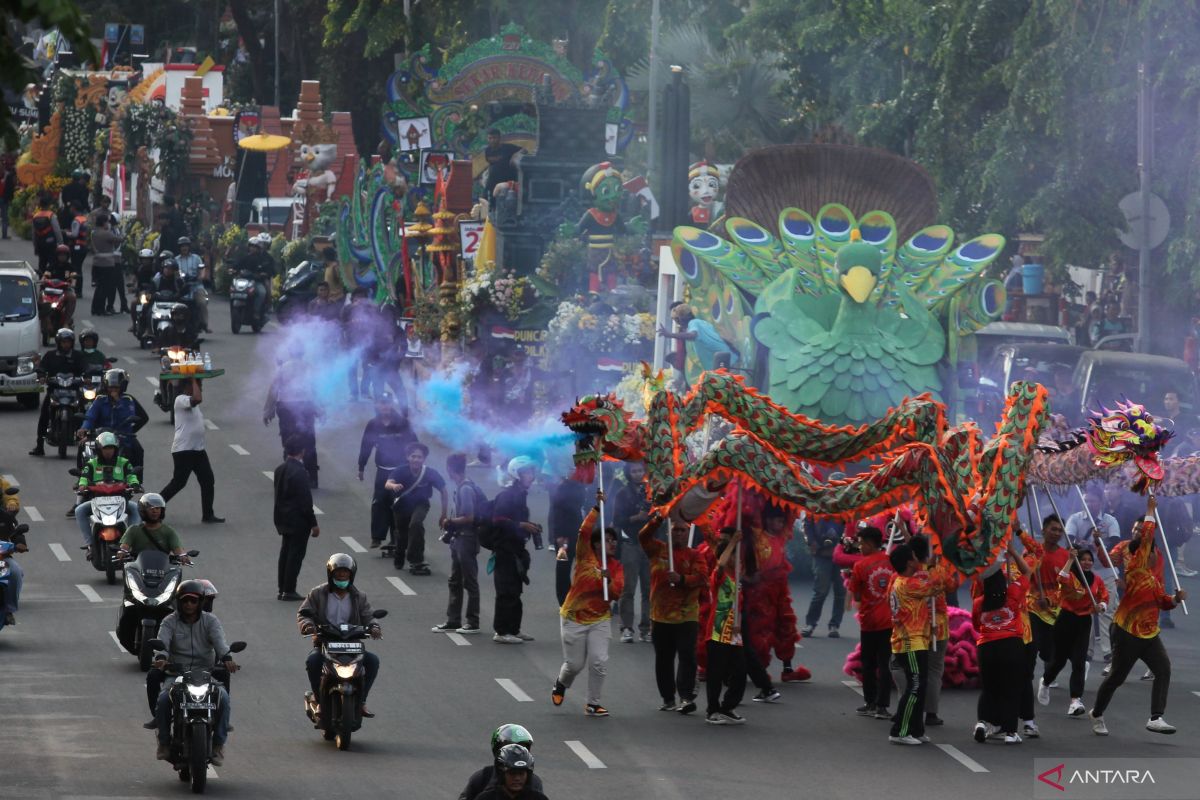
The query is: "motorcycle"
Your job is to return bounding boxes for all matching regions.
[229,270,268,334]
[115,549,198,670]
[0,540,16,633]
[274,260,322,323]
[79,479,137,585]
[299,607,387,751]
[143,288,194,351]
[43,372,84,459]
[39,278,75,344]
[0,492,29,635]
[133,283,155,342]
[147,637,247,793]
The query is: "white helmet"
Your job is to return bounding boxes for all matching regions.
[255,233,272,246]
[138,248,154,259]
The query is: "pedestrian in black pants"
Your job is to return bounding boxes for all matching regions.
[274,436,320,601]
[491,457,542,642]
[1037,549,1108,715]
[642,516,704,712]
[432,453,482,634]
[972,540,1034,742]
[384,442,447,575]
[158,378,223,524]
[356,394,417,548]
[264,348,322,488]
[549,475,586,606]
[705,528,747,724]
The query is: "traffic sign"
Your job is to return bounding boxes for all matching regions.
[1118,190,1170,249]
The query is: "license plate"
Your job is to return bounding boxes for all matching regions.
[325,642,363,653]
[184,702,215,710]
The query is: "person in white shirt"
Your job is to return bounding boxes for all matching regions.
[1065,484,1120,661]
[158,378,224,523]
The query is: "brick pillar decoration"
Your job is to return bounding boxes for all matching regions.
[295,80,324,130]
[180,76,221,173]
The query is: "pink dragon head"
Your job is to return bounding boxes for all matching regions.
[1086,399,1173,491]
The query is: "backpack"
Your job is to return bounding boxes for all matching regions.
[465,480,496,550]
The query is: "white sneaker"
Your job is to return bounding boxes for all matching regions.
[1141,669,1154,681]
[493,633,523,644]
[1090,711,1108,736]
[973,722,988,743]
[1102,664,1111,677]
[1175,564,1198,577]
[705,712,728,726]
[1022,720,1040,738]
[720,711,745,725]
[1037,681,1051,706]
[1146,717,1177,734]
[1004,733,1022,744]
[1049,681,1060,688]
[620,628,634,643]
[515,632,535,641]
[889,735,922,745]
[917,735,931,743]
[1068,698,1086,717]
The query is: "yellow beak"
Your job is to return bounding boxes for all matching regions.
[840,265,877,303]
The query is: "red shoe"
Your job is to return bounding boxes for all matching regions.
[781,665,812,683]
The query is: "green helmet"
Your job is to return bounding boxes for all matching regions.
[96,431,119,449]
[490,723,533,756]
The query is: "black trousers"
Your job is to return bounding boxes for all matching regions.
[159,449,215,518]
[978,637,1026,734]
[1093,625,1172,718]
[1030,613,1056,673]
[492,551,524,635]
[277,532,310,594]
[860,628,893,709]
[890,649,929,738]
[91,265,121,314]
[277,402,318,481]
[391,501,429,568]
[1043,611,1092,698]
[1021,640,1038,721]
[744,632,774,692]
[369,466,395,543]
[704,640,746,715]
[651,620,698,703]
[69,249,86,297]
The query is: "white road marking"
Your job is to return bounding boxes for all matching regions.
[81,319,94,328]
[102,336,116,347]
[386,576,416,596]
[108,631,124,651]
[23,506,43,522]
[208,765,218,779]
[446,632,471,646]
[340,536,366,553]
[204,419,218,430]
[1,474,17,487]
[229,444,249,455]
[48,543,71,562]
[262,471,274,480]
[313,505,324,515]
[145,376,158,386]
[936,744,989,773]
[495,678,533,702]
[1192,691,1200,700]
[565,740,607,769]
[841,680,862,690]
[77,584,103,603]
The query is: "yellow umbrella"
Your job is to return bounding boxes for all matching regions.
[237,133,292,152]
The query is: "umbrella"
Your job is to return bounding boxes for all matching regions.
[237,133,291,152]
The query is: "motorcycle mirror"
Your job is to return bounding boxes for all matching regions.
[147,638,166,651]
[3,487,17,495]
[68,468,80,477]
[187,549,199,557]
[372,609,388,619]
[228,641,247,653]
[16,524,29,535]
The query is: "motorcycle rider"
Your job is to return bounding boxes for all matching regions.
[475,745,546,800]
[131,248,158,332]
[79,368,149,472]
[174,237,211,333]
[151,580,238,766]
[235,233,275,323]
[297,553,382,718]
[74,430,142,548]
[459,725,545,800]
[29,328,86,456]
[117,493,190,561]
[78,329,108,370]
[0,475,27,626]
[39,244,78,329]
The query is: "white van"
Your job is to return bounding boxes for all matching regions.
[0,261,42,408]
[249,197,293,231]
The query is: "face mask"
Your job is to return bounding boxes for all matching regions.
[333,579,350,589]
[84,348,96,354]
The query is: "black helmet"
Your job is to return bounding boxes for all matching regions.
[158,249,175,263]
[137,492,166,521]
[176,236,191,248]
[160,257,178,272]
[491,724,533,756]
[103,367,128,392]
[325,553,357,587]
[495,744,534,775]
[79,329,99,347]
[55,327,75,347]
[196,579,218,612]
[176,579,205,604]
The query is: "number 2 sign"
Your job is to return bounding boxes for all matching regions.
[459,220,484,262]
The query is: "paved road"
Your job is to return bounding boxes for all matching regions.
[2,237,1199,799]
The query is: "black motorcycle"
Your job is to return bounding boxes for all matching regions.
[133,282,155,342]
[143,287,194,351]
[115,549,199,670]
[275,260,322,323]
[147,638,246,793]
[43,372,84,459]
[299,608,387,751]
[229,269,268,334]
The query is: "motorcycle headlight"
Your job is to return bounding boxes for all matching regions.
[126,572,150,603]
[16,355,35,376]
[83,388,97,400]
[151,575,179,605]
[140,293,151,304]
[334,664,359,679]
[186,684,209,701]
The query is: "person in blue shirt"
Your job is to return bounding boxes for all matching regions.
[657,302,740,372]
[79,368,149,472]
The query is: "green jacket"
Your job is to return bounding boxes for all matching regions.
[119,523,181,554]
[78,455,139,488]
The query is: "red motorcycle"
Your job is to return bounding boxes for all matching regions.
[39,277,77,345]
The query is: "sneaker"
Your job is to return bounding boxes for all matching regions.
[1176,564,1198,577]
[1068,698,1086,717]
[1090,711,1108,736]
[409,564,431,576]
[973,722,988,743]
[369,539,382,549]
[1146,717,1177,734]
[1141,669,1154,680]
[1049,681,1060,688]
[827,626,840,639]
[1102,664,1112,677]
[874,707,892,720]
[918,735,932,743]
[143,719,157,730]
[1037,681,1051,706]
[639,631,652,643]
[28,445,44,457]
[720,711,745,725]
[201,515,225,524]
[781,665,812,682]
[925,713,944,726]
[456,625,481,635]
[620,628,634,643]
[515,632,534,641]
[659,700,678,711]
[585,704,609,717]
[856,704,877,717]
[799,625,816,637]
[431,623,457,632]
[210,744,224,766]
[156,743,170,761]
[705,712,728,725]
[1022,720,1040,738]
[752,689,782,703]
[493,633,523,644]
[551,681,566,706]
[1004,733,1022,745]
[889,735,921,745]
[677,699,697,715]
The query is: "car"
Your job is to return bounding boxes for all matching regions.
[249,197,293,231]
[0,261,44,408]
[1071,350,1199,424]
[973,321,1075,366]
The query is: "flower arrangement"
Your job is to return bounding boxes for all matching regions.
[61,104,94,170]
[536,236,585,288]
[545,300,656,366]
[459,264,539,321]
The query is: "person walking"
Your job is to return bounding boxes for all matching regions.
[972,539,1034,744]
[552,489,623,717]
[274,435,320,601]
[704,527,748,725]
[642,514,705,714]
[89,213,122,315]
[614,462,653,643]
[383,442,447,576]
[802,513,846,637]
[158,378,223,524]
[264,344,322,487]
[1037,547,1109,717]
[432,453,482,634]
[1019,514,1070,684]
[1065,484,1120,661]
[848,526,895,719]
[549,473,587,605]
[491,456,542,643]
[357,394,418,548]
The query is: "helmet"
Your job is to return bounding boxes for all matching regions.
[137,492,167,521]
[72,167,86,178]
[55,328,75,347]
[325,553,357,587]
[176,579,205,604]
[138,248,154,260]
[103,368,128,392]
[160,258,178,271]
[158,249,175,262]
[176,236,191,247]
[490,724,534,756]
[79,329,99,347]
[494,744,534,775]
[55,243,70,254]
[96,431,119,449]
[195,579,218,612]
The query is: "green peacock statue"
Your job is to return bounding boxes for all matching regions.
[670,144,1007,426]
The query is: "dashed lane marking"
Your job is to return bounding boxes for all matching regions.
[229,444,249,455]
[208,766,218,779]
[108,631,124,651]
[1,474,17,487]
[77,584,103,603]
[565,740,606,769]
[936,744,989,773]
[23,506,43,522]
[1192,691,1200,700]
[145,376,158,386]
[204,419,218,430]
[446,632,471,646]
[340,536,366,553]
[102,336,116,347]
[496,678,533,702]
[81,319,94,328]
[262,471,274,480]
[313,506,324,515]
[386,576,416,596]
[48,543,71,561]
